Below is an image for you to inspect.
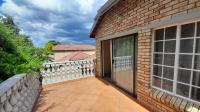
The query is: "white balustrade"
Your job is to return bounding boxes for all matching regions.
[42,59,96,85]
[113,56,133,72]
[0,74,41,112]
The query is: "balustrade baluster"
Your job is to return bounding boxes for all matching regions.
[41,70,46,84]
[85,61,87,77]
[84,61,86,77]
[57,64,61,82]
[71,62,75,80]
[67,63,70,80]
[79,61,83,78]
[61,64,65,80]
[75,62,78,79]
[66,63,70,80]
[41,59,96,84]
[83,61,86,77]
[86,60,90,77]
[74,62,77,79]
[78,61,81,79]
[89,60,93,76]
[51,64,55,83]
[64,63,67,80]
[69,62,72,80]
[45,64,50,84]
[55,64,58,82]
[75,61,79,79]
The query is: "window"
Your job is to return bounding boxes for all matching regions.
[152,21,200,103]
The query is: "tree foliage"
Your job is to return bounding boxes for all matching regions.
[0,16,47,82]
[44,40,61,54]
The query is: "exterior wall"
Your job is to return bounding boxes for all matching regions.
[95,40,102,77]
[94,0,200,111]
[54,50,95,61]
[94,0,200,38]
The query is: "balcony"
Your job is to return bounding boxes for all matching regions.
[0,59,149,112]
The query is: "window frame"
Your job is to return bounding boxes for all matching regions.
[151,20,200,105]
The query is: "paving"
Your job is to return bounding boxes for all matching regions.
[33,77,149,112]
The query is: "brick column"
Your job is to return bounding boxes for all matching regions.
[95,39,102,77]
[137,29,152,94]
[136,29,153,109]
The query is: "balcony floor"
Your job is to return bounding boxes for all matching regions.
[33,77,149,112]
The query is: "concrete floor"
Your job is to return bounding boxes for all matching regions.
[33,77,149,112]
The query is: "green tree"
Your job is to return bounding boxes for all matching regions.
[44,40,61,54]
[0,16,20,35]
[0,16,47,82]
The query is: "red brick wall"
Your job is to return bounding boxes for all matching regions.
[95,40,102,78]
[94,0,200,38]
[93,0,200,111]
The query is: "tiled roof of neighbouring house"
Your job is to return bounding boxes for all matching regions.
[89,54,96,59]
[58,52,96,62]
[53,45,96,51]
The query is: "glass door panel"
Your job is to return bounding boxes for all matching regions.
[112,36,134,93]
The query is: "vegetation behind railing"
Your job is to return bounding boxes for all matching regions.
[0,16,47,82]
[42,59,96,85]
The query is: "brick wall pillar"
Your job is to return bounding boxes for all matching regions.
[95,39,102,77]
[136,29,153,108]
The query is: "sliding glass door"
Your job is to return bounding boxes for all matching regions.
[112,35,136,94]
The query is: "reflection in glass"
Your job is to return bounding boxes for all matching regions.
[153,77,161,88]
[164,54,175,66]
[181,23,195,38]
[176,83,189,97]
[197,22,200,37]
[162,79,173,92]
[165,26,177,40]
[179,55,192,69]
[177,69,191,84]
[195,39,200,53]
[194,55,200,70]
[154,54,163,64]
[192,71,200,87]
[191,87,200,102]
[163,67,174,80]
[165,40,176,53]
[180,39,194,53]
[153,65,162,77]
[154,42,163,52]
[155,29,164,40]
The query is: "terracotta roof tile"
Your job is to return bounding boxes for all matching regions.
[53,44,95,51]
[89,54,96,59]
[58,52,95,62]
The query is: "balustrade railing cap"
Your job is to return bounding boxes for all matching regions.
[0,74,26,96]
[43,59,94,66]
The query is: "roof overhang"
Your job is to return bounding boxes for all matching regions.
[90,0,120,38]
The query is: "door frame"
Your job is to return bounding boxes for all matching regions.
[101,34,138,97]
[101,40,112,79]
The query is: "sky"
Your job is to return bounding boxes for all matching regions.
[0,0,107,47]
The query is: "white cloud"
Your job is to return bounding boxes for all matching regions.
[76,0,95,14]
[0,0,107,47]
[1,0,32,17]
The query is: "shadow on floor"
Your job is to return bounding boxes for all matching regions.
[96,77,143,107]
[33,90,56,112]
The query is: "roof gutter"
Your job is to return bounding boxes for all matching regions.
[90,0,120,38]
